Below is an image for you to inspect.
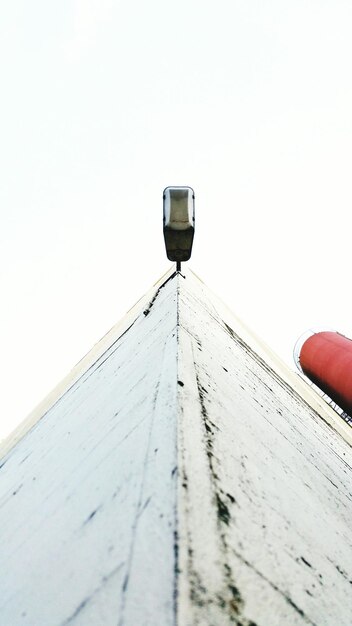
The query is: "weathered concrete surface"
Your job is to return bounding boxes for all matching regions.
[176,272,352,626]
[0,269,351,626]
[0,270,178,626]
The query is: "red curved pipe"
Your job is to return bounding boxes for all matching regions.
[300,331,352,415]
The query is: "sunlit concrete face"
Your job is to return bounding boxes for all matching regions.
[0,273,179,626]
[0,269,351,626]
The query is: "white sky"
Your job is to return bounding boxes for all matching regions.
[1,0,352,441]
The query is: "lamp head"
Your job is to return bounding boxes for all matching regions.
[163,186,195,263]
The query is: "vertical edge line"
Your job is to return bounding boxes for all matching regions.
[174,273,181,626]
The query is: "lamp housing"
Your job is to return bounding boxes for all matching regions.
[163,186,195,262]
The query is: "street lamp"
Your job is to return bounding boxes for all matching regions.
[163,186,195,271]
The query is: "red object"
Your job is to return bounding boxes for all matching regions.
[300,331,352,415]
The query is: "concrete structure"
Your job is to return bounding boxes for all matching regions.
[0,268,351,626]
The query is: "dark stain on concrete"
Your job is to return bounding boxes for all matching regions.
[193,369,251,622]
[286,596,306,618]
[12,484,23,496]
[335,563,352,583]
[182,468,188,490]
[143,271,176,316]
[232,548,320,626]
[173,528,180,622]
[189,569,208,607]
[140,496,151,513]
[19,453,32,465]
[216,493,231,526]
[192,347,318,626]
[61,598,90,624]
[326,476,339,489]
[83,506,102,526]
[61,563,124,624]
[122,573,129,592]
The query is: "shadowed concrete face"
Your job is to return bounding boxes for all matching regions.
[0,269,351,626]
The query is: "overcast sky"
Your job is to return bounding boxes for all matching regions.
[1,0,352,440]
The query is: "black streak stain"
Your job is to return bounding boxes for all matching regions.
[61,563,124,625]
[194,369,249,621]
[205,422,212,435]
[228,584,243,614]
[326,477,339,489]
[173,529,179,618]
[216,493,231,526]
[191,324,322,625]
[83,507,101,526]
[233,549,320,625]
[224,322,237,340]
[19,453,32,465]
[62,598,90,624]
[189,570,208,607]
[143,271,176,316]
[286,597,305,618]
[335,564,352,583]
[141,496,151,513]
[177,380,184,386]
[122,573,129,592]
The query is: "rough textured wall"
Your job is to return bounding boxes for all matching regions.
[0,272,178,626]
[177,272,352,626]
[0,269,351,626]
